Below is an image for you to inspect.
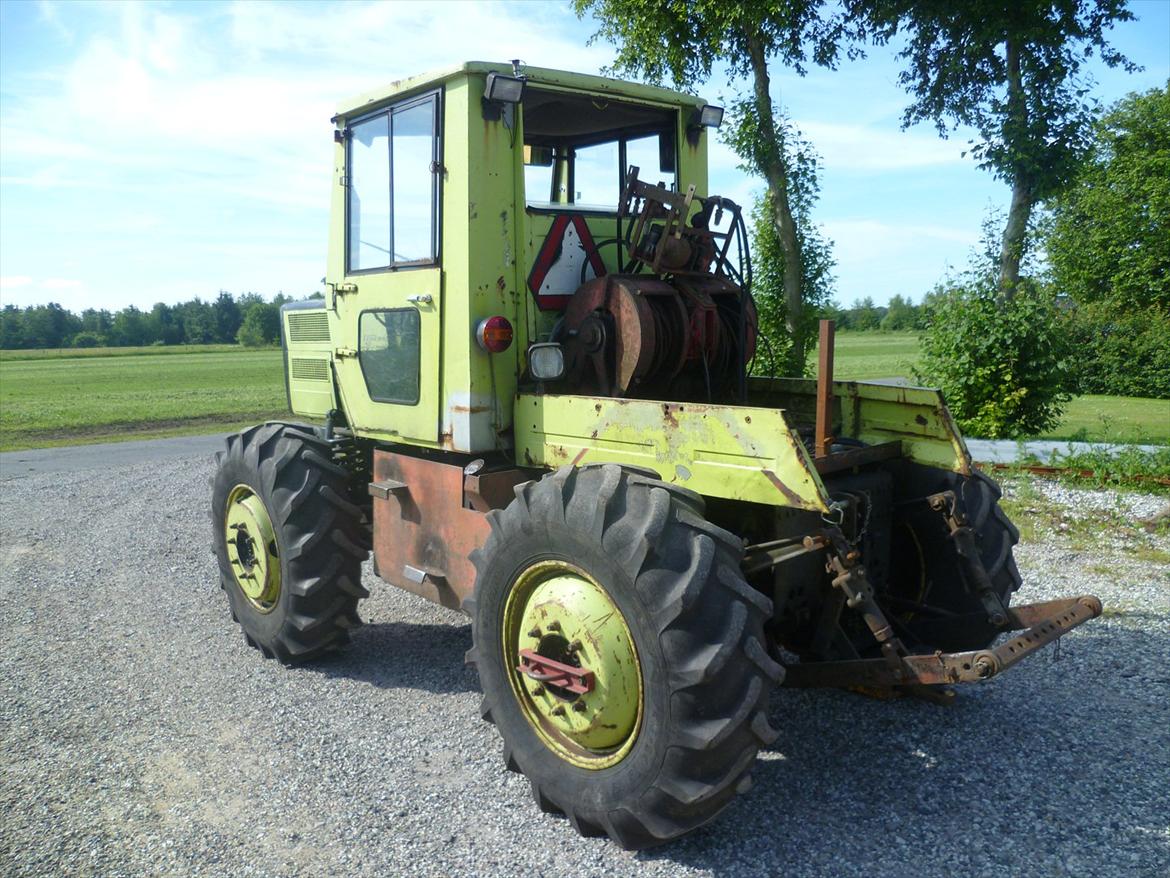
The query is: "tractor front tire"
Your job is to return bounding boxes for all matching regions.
[211,422,370,663]
[466,464,782,849]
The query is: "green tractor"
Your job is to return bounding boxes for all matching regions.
[212,61,1101,849]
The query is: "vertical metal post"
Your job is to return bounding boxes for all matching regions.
[815,319,835,458]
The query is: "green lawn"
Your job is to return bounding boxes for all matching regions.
[831,331,1169,444]
[0,343,262,361]
[828,331,922,381]
[0,349,287,451]
[1032,395,1169,445]
[0,334,1165,451]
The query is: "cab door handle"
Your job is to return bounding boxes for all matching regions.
[407,294,432,305]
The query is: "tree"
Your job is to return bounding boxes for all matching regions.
[20,303,79,348]
[213,290,242,344]
[574,0,860,367]
[109,305,149,347]
[917,277,1073,438]
[180,298,217,344]
[880,294,917,331]
[1045,85,1169,311]
[79,308,113,342]
[236,292,265,311]
[868,0,1136,298]
[147,302,184,345]
[1042,85,1170,399]
[849,296,882,331]
[237,303,281,347]
[0,305,24,349]
[747,115,836,374]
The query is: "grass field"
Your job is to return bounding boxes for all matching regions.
[0,349,287,451]
[823,331,1169,445]
[0,343,264,361]
[822,331,922,381]
[0,334,1165,451]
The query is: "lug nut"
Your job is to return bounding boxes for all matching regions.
[531,685,544,697]
[546,620,561,632]
[527,627,541,638]
[572,701,587,713]
[567,640,582,653]
[550,705,566,717]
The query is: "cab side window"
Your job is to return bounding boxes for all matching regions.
[347,92,440,272]
[359,309,420,404]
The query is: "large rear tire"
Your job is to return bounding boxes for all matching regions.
[465,464,782,849]
[888,469,1022,653]
[211,422,370,663]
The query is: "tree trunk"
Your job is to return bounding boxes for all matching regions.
[998,33,1031,300]
[1000,176,1032,297]
[746,36,805,370]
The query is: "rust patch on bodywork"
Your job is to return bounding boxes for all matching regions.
[370,451,527,609]
[763,469,803,506]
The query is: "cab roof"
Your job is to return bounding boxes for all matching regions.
[334,61,706,121]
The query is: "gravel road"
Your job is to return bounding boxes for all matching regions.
[1,449,1168,877]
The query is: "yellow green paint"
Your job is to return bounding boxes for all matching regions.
[515,393,833,512]
[504,560,643,769]
[224,484,281,612]
[749,377,971,474]
[289,62,713,452]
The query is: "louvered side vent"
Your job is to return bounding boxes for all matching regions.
[287,311,331,343]
[290,357,330,382]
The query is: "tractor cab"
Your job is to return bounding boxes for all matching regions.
[284,61,719,453]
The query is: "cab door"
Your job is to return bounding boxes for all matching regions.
[333,91,442,444]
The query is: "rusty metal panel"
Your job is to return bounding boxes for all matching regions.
[514,393,831,512]
[815,319,835,458]
[371,451,495,610]
[750,377,972,475]
[782,595,1103,688]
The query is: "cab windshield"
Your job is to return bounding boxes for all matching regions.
[521,88,677,212]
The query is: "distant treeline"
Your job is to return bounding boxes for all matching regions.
[824,294,925,332]
[3,289,923,352]
[0,291,321,350]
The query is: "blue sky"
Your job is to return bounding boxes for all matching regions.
[1,0,1167,312]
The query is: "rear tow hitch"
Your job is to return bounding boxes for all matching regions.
[783,594,1103,689]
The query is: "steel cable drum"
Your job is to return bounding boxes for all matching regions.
[560,275,687,396]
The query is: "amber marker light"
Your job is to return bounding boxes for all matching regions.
[476,316,514,353]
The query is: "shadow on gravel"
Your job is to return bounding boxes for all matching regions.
[636,624,1170,876]
[309,621,477,694]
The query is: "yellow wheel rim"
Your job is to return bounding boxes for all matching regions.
[502,560,643,770]
[224,484,281,613]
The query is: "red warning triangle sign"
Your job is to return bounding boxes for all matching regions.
[526,215,608,311]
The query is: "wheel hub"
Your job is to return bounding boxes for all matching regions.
[224,484,281,612]
[505,561,642,768]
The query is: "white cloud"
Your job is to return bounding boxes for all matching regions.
[0,276,33,289]
[795,121,969,171]
[825,218,975,263]
[825,219,977,304]
[35,0,74,43]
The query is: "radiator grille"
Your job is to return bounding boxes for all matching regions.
[287,311,330,343]
[290,357,329,382]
